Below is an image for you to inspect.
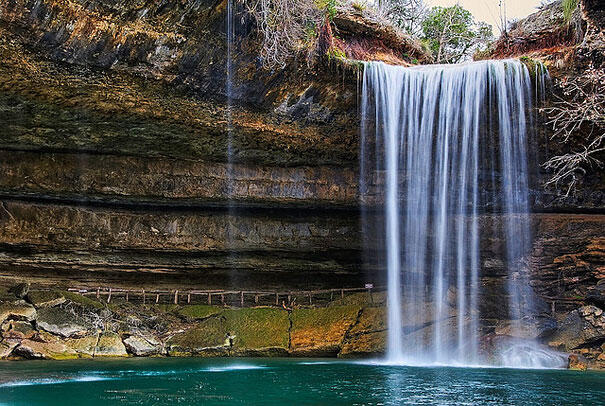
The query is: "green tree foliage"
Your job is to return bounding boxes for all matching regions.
[421,5,493,64]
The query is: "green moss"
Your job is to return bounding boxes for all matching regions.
[222,308,289,350]
[154,304,180,313]
[167,317,226,349]
[290,305,361,352]
[61,291,105,311]
[27,290,65,307]
[292,305,360,331]
[177,305,222,320]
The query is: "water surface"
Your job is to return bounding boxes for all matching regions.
[0,358,603,405]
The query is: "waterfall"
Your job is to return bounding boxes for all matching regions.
[360,59,550,366]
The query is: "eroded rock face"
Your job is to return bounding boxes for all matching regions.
[95,332,128,357]
[36,307,92,338]
[549,306,605,351]
[290,306,360,356]
[123,335,161,356]
[0,303,37,325]
[27,291,66,308]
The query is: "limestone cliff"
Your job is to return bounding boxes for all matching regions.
[0,0,603,367]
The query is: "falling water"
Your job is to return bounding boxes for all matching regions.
[225,0,238,292]
[360,59,551,366]
[226,0,235,190]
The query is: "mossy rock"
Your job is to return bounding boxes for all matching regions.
[0,302,37,324]
[36,307,92,338]
[27,290,66,308]
[222,308,289,351]
[95,332,128,357]
[66,335,98,358]
[348,307,386,335]
[154,304,180,313]
[340,331,386,358]
[14,338,79,360]
[167,316,227,355]
[61,291,105,311]
[291,305,361,356]
[177,305,222,320]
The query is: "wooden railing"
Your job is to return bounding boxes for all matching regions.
[66,286,386,307]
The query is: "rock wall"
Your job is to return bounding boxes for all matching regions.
[0,0,603,366]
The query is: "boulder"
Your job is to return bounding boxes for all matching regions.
[1,320,36,340]
[548,305,605,351]
[36,307,91,338]
[14,338,78,360]
[0,339,20,358]
[166,317,228,357]
[95,332,128,357]
[66,335,99,358]
[27,291,66,308]
[123,335,161,356]
[0,302,37,325]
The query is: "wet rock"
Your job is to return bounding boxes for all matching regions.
[290,306,360,356]
[27,291,66,308]
[348,307,386,335]
[568,353,589,371]
[548,306,605,351]
[66,335,99,358]
[0,302,37,325]
[232,347,289,357]
[166,317,229,357]
[123,335,161,356]
[36,307,91,338]
[95,332,128,357]
[14,334,78,360]
[340,330,385,358]
[494,317,558,339]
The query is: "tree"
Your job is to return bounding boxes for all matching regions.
[377,0,427,37]
[421,5,493,64]
[544,68,605,196]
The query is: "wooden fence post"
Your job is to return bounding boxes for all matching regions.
[155,293,160,304]
[275,293,279,306]
[142,290,146,305]
[107,288,112,303]
[174,290,179,305]
[208,293,211,305]
[126,291,129,302]
[187,293,191,304]
[240,291,244,307]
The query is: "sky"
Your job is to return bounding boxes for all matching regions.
[424,0,545,33]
